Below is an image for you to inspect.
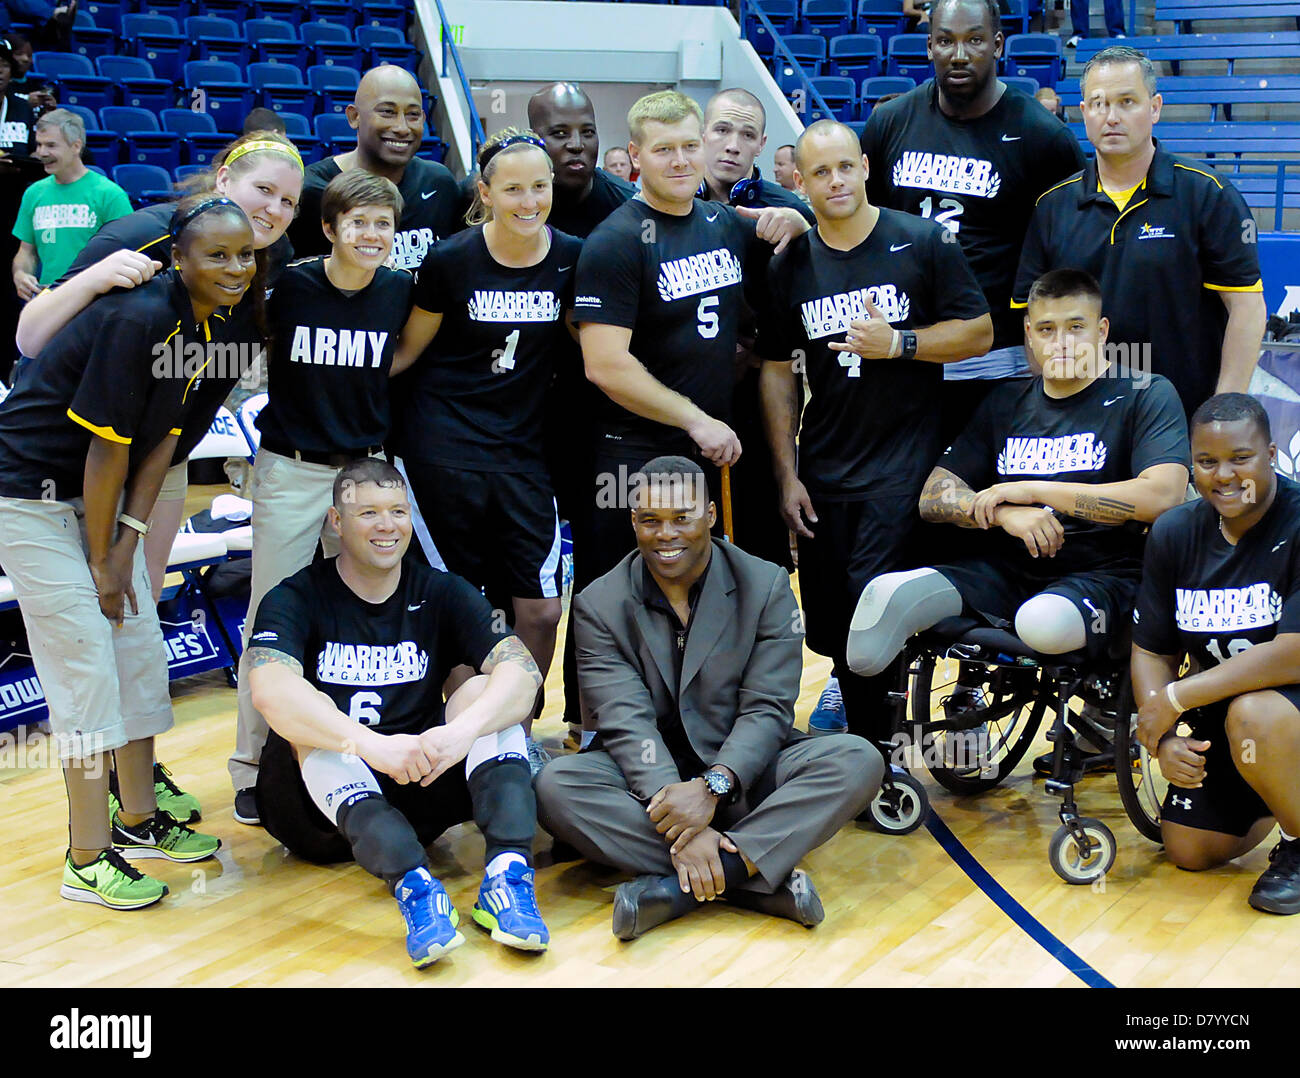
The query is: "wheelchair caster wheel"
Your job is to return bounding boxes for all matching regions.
[865,771,929,835]
[1048,817,1116,884]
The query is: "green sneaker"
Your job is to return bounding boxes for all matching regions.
[61,848,169,910]
[153,763,202,824]
[108,763,201,825]
[112,810,221,863]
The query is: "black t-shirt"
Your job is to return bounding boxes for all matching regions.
[290,156,464,270]
[1133,477,1300,672]
[547,167,637,240]
[862,80,1085,351]
[0,272,222,499]
[396,225,581,473]
[699,172,816,224]
[0,92,34,155]
[573,198,763,454]
[940,371,1189,576]
[254,258,413,455]
[758,209,988,499]
[250,558,510,736]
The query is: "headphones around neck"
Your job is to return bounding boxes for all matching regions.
[697,166,765,206]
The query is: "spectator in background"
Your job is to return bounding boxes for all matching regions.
[0,0,76,51]
[1066,0,1125,49]
[0,39,37,380]
[1035,85,1066,121]
[904,0,932,27]
[24,81,55,118]
[243,107,286,136]
[12,109,131,298]
[6,32,33,95]
[603,145,631,182]
[772,143,798,192]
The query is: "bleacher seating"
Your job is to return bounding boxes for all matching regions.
[34,51,115,113]
[314,111,357,154]
[1002,75,1042,96]
[828,33,884,89]
[885,33,929,79]
[1074,32,1300,74]
[308,64,361,114]
[244,19,308,66]
[183,60,254,131]
[1004,32,1061,90]
[301,23,363,69]
[1155,2,1300,33]
[860,74,914,116]
[102,106,183,170]
[808,75,856,119]
[185,16,252,66]
[1057,75,1300,122]
[97,55,173,113]
[120,13,187,81]
[161,108,233,166]
[855,0,907,50]
[745,0,797,56]
[802,0,853,40]
[355,26,419,73]
[112,162,175,207]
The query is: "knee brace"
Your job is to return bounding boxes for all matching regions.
[1014,592,1087,655]
[466,727,536,863]
[465,723,527,778]
[336,795,428,890]
[846,568,963,677]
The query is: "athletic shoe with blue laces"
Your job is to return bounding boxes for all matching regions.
[472,862,549,952]
[394,867,464,968]
[808,676,847,733]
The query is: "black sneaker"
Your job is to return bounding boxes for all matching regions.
[943,685,986,721]
[233,787,261,826]
[1249,838,1300,915]
[1032,746,1115,778]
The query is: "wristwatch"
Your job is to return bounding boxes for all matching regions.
[899,330,919,361]
[701,767,735,803]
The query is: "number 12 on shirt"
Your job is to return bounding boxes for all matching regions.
[919,196,964,235]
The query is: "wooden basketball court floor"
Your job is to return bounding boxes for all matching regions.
[2,500,1298,988]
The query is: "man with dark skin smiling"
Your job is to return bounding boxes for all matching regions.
[536,456,878,940]
[289,65,462,268]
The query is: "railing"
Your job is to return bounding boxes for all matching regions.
[738,0,837,125]
[431,0,485,162]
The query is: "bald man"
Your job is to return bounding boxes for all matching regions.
[289,64,463,268]
[528,82,637,240]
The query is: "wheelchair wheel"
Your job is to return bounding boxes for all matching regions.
[1111,671,1165,843]
[1048,818,1116,884]
[866,771,928,835]
[910,655,1048,794]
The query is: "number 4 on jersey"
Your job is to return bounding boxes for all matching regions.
[839,350,862,378]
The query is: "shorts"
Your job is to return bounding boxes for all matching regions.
[934,554,1140,660]
[0,496,172,759]
[797,491,920,659]
[404,461,561,600]
[1158,689,1300,837]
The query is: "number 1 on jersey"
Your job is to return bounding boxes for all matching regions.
[491,328,520,373]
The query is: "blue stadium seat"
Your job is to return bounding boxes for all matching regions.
[307,64,360,115]
[1002,75,1042,96]
[253,0,303,28]
[306,0,358,31]
[354,25,418,73]
[161,108,231,166]
[81,0,124,33]
[35,52,116,113]
[885,32,930,79]
[357,3,406,33]
[855,0,907,50]
[70,9,116,62]
[113,163,175,208]
[101,106,183,171]
[98,55,174,114]
[175,163,208,182]
[244,19,309,66]
[744,0,797,56]
[184,16,251,67]
[277,111,323,162]
[301,23,363,69]
[860,74,915,117]
[87,164,108,176]
[121,14,188,82]
[313,111,357,154]
[248,63,315,115]
[774,32,828,85]
[1001,0,1031,36]
[1003,33,1061,90]
[65,103,120,168]
[415,133,446,163]
[133,0,191,21]
[828,33,884,89]
[192,0,246,19]
[809,75,857,120]
[182,60,253,132]
[802,0,852,39]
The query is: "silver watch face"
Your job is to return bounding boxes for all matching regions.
[706,771,730,795]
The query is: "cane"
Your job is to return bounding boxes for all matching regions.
[721,462,734,544]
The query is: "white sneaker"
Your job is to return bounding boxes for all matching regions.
[1066,34,1081,47]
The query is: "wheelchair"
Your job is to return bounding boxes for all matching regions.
[864,615,1168,884]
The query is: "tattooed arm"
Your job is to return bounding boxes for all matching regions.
[921,466,1066,558]
[969,463,1189,528]
[918,466,981,527]
[445,635,542,736]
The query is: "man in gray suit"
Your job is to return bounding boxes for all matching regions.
[536,456,880,940]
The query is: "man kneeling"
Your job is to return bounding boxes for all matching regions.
[247,459,550,967]
[536,456,880,940]
[846,269,1188,769]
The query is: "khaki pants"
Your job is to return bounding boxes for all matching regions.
[0,496,172,760]
[228,450,342,791]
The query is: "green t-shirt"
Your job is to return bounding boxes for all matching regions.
[13,170,134,285]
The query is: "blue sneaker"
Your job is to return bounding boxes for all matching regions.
[472,862,550,952]
[394,867,464,968]
[808,676,847,733]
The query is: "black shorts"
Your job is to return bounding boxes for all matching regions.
[256,730,476,864]
[1161,687,1300,838]
[797,491,920,659]
[934,554,1140,660]
[405,461,562,600]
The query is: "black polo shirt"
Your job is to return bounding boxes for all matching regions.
[1012,141,1262,417]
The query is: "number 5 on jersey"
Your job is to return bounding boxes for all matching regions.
[697,296,719,339]
[349,691,383,726]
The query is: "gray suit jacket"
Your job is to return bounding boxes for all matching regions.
[574,539,805,801]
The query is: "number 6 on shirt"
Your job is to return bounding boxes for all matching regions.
[348,691,383,726]
[697,295,719,340]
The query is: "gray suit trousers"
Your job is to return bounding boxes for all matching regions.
[536,734,881,893]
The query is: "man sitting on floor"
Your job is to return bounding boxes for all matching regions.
[536,455,879,940]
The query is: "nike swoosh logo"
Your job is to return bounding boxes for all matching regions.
[706,210,719,221]
[407,603,424,611]
[1001,134,1021,141]
[1274,540,1287,552]
[890,243,911,252]
[1103,396,1124,406]
[558,266,572,272]
[421,191,436,200]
